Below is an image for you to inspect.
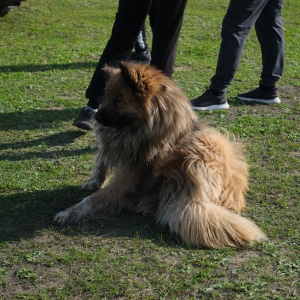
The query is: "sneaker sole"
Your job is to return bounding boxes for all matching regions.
[73,121,94,131]
[192,103,230,111]
[238,96,281,104]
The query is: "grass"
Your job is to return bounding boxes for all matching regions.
[0,0,299,299]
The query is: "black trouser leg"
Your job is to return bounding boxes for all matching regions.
[210,0,271,92]
[255,0,284,87]
[149,0,187,77]
[86,0,151,105]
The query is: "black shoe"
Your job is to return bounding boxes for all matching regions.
[237,87,281,104]
[129,50,151,64]
[191,89,229,111]
[0,6,10,17]
[73,108,96,131]
[0,1,24,18]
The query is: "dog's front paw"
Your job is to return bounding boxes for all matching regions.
[54,197,91,224]
[54,209,84,224]
[82,178,99,191]
[54,210,72,224]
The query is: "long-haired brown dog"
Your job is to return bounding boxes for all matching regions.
[55,62,267,248]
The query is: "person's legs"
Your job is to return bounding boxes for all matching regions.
[149,0,187,77]
[210,0,269,92]
[255,0,284,88]
[74,0,151,130]
[237,0,284,104]
[86,0,151,106]
[191,0,270,110]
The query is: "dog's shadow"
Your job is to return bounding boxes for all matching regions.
[0,186,182,248]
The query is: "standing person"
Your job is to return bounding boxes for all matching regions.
[191,0,284,111]
[74,0,187,130]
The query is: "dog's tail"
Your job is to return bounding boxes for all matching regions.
[158,201,267,249]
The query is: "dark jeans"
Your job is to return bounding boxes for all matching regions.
[86,0,187,108]
[210,0,284,92]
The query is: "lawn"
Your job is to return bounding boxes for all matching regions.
[0,0,299,299]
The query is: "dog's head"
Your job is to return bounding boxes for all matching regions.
[94,62,197,145]
[94,62,170,128]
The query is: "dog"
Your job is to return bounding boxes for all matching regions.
[55,62,267,249]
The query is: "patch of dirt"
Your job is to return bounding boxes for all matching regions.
[279,83,300,99]
[228,249,259,265]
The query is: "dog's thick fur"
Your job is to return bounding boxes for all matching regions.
[55,62,267,248]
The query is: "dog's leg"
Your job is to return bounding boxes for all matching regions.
[55,171,137,224]
[82,153,110,191]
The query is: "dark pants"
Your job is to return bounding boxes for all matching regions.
[86,0,187,108]
[210,0,284,92]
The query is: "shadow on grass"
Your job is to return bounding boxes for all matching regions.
[0,108,81,131]
[0,186,178,247]
[0,147,96,161]
[227,97,259,108]
[0,62,97,73]
[0,131,86,151]
[0,130,96,161]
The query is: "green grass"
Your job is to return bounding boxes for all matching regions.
[0,0,299,299]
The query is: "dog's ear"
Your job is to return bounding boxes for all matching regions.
[120,62,166,96]
[102,65,119,80]
[119,62,142,92]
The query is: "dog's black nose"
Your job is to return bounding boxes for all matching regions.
[94,110,103,124]
[94,109,113,127]
[94,109,106,124]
